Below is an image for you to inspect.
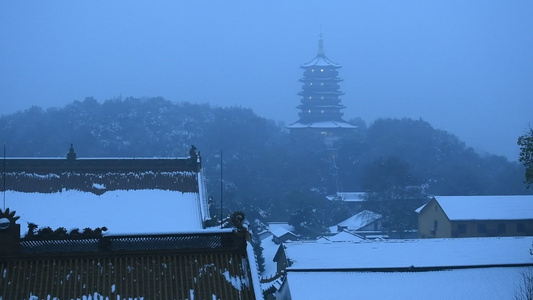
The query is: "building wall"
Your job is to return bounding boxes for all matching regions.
[451,220,533,237]
[418,199,452,238]
[419,198,533,238]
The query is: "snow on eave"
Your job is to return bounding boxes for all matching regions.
[415,200,431,213]
[286,121,356,129]
[197,170,211,224]
[246,242,265,300]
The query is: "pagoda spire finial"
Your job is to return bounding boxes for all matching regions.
[317,30,324,56]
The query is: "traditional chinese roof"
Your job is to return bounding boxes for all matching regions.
[1,145,211,231]
[0,148,263,299]
[286,120,356,130]
[2,156,200,193]
[0,206,262,300]
[301,33,340,68]
[0,229,259,299]
[5,189,205,235]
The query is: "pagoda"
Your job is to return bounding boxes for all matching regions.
[287,34,355,142]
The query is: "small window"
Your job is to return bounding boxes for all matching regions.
[517,223,525,233]
[477,224,487,234]
[497,223,506,234]
[435,205,438,212]
[433,220,439,230]
[458,224,466,234]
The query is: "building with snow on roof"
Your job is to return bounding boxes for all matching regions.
[287,33,355,146]
[0,146,263,299]
[417,195,533,238]
[273,237,533,300]
[259,222,298,245]
[328,210,383,235]
[326,191,366,209]
[1,144,211,233]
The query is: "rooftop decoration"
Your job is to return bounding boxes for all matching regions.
[0,208,19,231]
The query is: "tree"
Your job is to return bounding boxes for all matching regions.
[518,128,533,188]
[285,191,330,239]
[362,156,428,235]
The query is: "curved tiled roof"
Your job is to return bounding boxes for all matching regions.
[1,231,257,300]
[301,54,340,68]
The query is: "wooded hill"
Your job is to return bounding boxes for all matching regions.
[1,97,530,233]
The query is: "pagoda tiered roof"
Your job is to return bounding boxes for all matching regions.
[298,90,344,96]
[288,33,355,135]
[299,77,343,82]
[301,54,340,68]
[301,33,341,68]
[287,120,356,129]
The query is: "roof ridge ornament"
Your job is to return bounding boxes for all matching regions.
[0,208,20,230]
[231,211,247,232]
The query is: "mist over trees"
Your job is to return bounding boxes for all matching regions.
[1,97,530,236]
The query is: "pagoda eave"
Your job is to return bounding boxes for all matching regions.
[298,91,344,96]
[301,55,341,68]
[299,78,343,83]
[287,120,356,130]
[297,104,346,109]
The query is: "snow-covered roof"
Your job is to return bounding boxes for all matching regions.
[286,120,356,129]
[326,192,366,202]
[259,236,282,279]
[267,222,295,233]
[336,210,382,231]
[418,195,533,220]
[285,266,530,300]
[246,242,265,300]
[269,227,296,239]
[324,231,363,242]
[283,237,533,270]
[5,190,204,235]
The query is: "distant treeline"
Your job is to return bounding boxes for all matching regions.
[1,97,530,228]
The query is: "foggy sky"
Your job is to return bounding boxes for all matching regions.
[1,1,532,160]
